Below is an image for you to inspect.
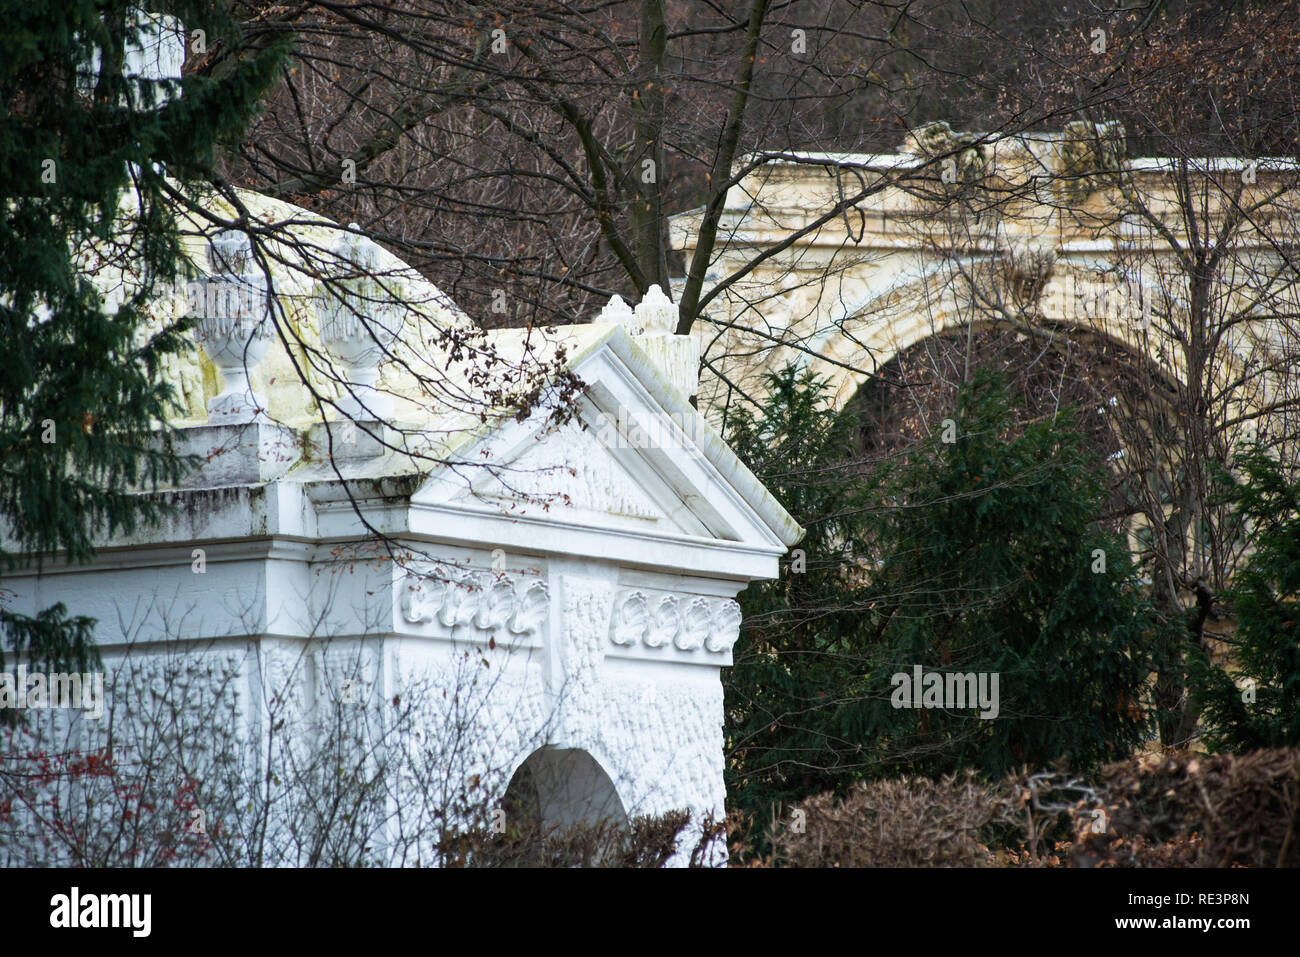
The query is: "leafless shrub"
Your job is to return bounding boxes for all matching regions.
[758,750,1300,868]
[1071,748,1300,868]
[439,810,692,868]
[772,772,1016,868]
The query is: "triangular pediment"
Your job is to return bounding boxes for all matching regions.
[454,416,710,536]
[412,328,801,553]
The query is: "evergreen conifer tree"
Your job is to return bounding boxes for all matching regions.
[1191,448,1300,750]
[726,367,1164,838]
[1,2,287,680]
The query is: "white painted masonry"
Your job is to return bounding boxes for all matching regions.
[3,190,800,864]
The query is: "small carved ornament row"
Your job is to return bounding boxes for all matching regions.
[401,570,548,637]
[400,571,743,656]
[610,590,741,654]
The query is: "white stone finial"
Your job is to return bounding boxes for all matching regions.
[314,225,406,422]
[78,10,186,106]
[208,229,252,274]
[132,13,185,86]
[619,284,697,399]
[634,284,677,335]
[195,229,272,424]
[597,294,637,331]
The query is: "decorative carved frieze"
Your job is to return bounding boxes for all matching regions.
[510,579,549,636]
[608,589,743,656]
[437,570,472,627]
[676,597,712,651]
[610,590,649,646]
[401,566,548,640]
[474,575,516,631]
[403,574,741,658]
[706,600,742,653]
[645,595,679,648]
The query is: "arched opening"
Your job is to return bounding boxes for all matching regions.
[502,747,626,833]
[845,322,1148,460]
[841,322,1183,584]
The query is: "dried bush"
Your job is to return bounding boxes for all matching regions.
[758,749,1300,868]
[439,811,693,868]
[1071,748,1300,868]
[772,773,1016,868]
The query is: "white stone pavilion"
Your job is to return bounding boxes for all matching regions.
[3,182,800,862]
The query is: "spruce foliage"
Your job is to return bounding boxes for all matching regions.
[726,366,1164,837]
[1191,449,1300,750]
[1,2,287,676]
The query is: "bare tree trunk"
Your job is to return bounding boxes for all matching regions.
[632,0,669,294]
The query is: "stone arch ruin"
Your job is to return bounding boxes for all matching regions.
[671,124,1298,446]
